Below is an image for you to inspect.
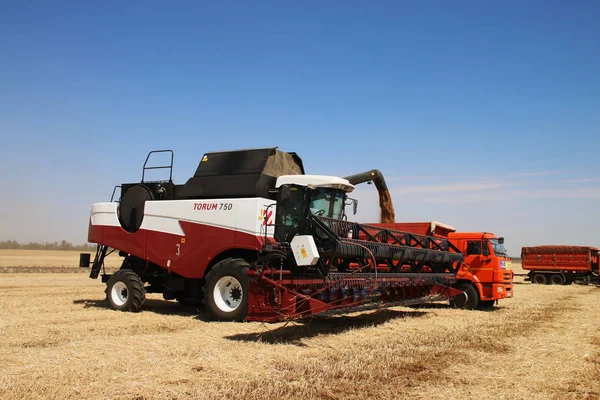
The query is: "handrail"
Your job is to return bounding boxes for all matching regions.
[142,150,174,182]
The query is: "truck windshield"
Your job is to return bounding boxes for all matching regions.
[490,239,507,256]
[310,188,346,219]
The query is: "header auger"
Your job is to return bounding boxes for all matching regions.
[85,148,465,322]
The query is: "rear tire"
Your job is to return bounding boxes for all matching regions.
[550,274,565,285]
[452,282,479,310]
[105,269,146,312]
[532,273,547,285]
[203,258,250,322]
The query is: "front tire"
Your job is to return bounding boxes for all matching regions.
[203,258,250,321]
[452,282,480,310]
[105,269,146,312]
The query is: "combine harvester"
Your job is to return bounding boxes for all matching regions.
[521,245,600,285]
[84,148,466,322]
[343,171,514,309]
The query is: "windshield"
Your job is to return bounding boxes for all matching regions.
[310,188,346,219]
[490,239,507,256]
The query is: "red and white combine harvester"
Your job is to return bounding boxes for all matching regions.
[85,148,465,322]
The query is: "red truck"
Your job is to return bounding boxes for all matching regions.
[373,221,514,309]
[521,245,600,285]
[341,171,514,310]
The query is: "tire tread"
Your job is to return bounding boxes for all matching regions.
[105,269,146,312]
[203,258,250,322]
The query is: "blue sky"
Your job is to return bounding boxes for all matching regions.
[1,1,599,256]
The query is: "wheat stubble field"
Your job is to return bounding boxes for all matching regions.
[0,250,599,400]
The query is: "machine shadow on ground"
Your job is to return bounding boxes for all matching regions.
[72,298,430,342]
[224,309,428,345]
[406,302,451,310]
[406,302,504,313]
[72,298,202,317]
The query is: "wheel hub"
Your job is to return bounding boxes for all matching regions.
[213,276,243,312]
[111,281,129,306]
[230,287,242,302]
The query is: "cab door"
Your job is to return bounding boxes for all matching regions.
[465,240,485,274]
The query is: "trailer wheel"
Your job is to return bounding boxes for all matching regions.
[452,283,479,310]
[532,273,547,285]
[550,274,565,285]
[203,258,249,321]
[105,269,146,312]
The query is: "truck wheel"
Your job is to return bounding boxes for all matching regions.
[105,269,146,312]
[452,283,479,310]
[532,274,547,285]
[203,258,250,321]
[550,274,565,285]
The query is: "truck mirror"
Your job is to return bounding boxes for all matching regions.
[498,237,504,244]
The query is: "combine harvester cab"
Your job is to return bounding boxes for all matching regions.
[86,148,465,322]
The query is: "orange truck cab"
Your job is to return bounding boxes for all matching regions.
[447,231,514,308]
[372,221,514,309]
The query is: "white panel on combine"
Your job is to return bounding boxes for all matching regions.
[290,235,320,266]
[90,197,279,237]
[90,203,120,227]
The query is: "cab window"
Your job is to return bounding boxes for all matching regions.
[309,188,346,219]
[275,185,308,242]
[466,241,482,255]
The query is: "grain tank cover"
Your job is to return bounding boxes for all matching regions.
[178,147,305,199]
